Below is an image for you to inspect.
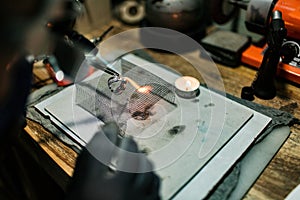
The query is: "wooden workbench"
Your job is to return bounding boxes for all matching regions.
[25,20,300,200]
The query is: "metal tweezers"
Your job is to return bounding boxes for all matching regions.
[86,55,120,76]
[86,55,127,94]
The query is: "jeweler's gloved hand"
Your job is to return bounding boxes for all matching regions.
[65,122,161,200]
[0,55,33,144]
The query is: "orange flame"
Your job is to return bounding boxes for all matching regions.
[124,77,153,94]
[137,85,153,94]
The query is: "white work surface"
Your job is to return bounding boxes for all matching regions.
[35,54,274,199]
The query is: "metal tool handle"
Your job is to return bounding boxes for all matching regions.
[86,55,120,76]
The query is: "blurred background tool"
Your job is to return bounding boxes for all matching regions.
[39,0,114,87]
[212,0,300,85]
[142,0,211,42]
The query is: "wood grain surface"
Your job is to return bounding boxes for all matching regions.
[25,20,300,199]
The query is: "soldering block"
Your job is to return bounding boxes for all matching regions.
[200,29,251,67]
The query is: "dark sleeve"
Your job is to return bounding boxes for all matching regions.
[0,55,33,141]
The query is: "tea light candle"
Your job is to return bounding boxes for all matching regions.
[175,76,200,99]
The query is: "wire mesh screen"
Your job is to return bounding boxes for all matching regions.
[75,58,177,132]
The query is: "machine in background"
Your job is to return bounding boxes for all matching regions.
[241,0,300,85]
[212,0,300,98]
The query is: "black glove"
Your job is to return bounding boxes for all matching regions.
[65,122,161,200]
[0,55,33,142]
